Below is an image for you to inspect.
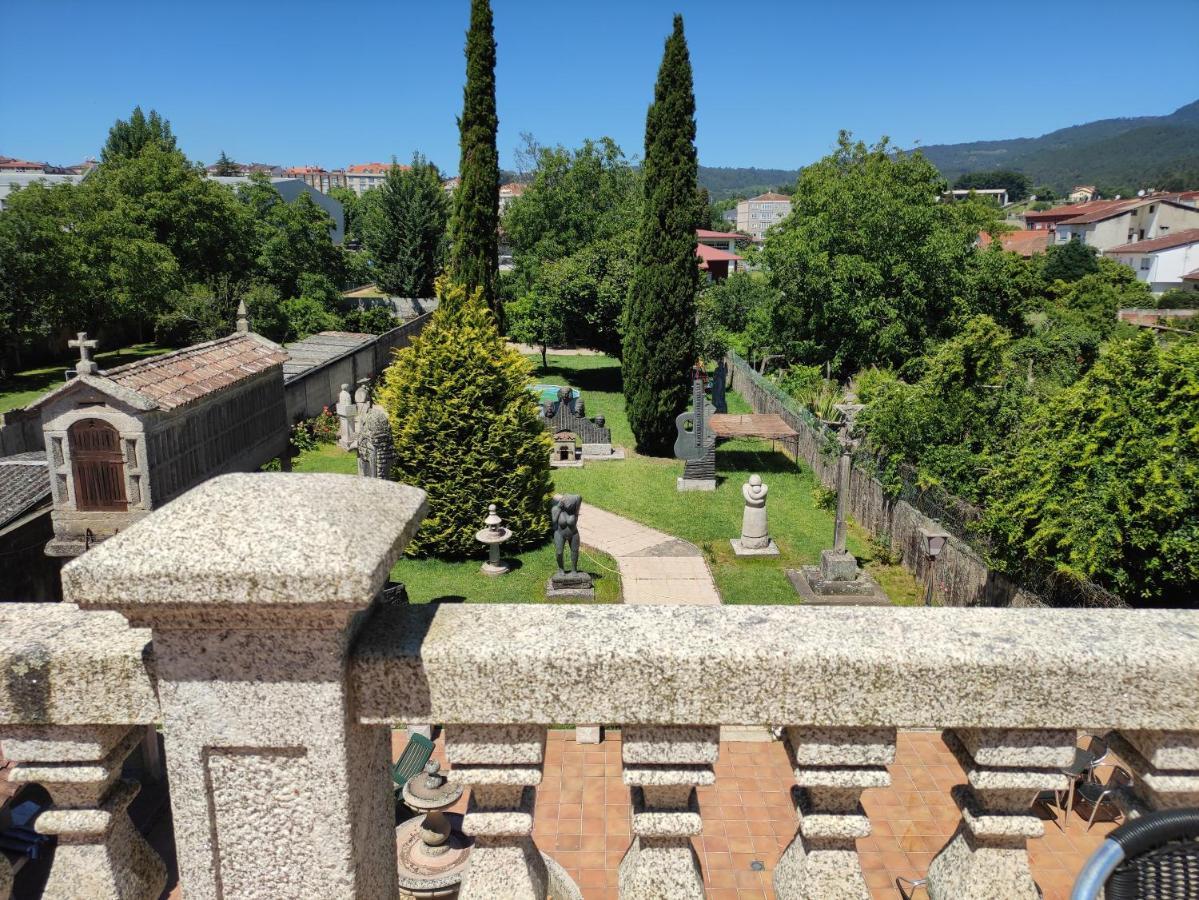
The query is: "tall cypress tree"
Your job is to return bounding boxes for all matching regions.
[450,0,502,329]
[623,14,702,455]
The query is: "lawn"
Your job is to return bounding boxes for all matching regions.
[0,342,175,414]
[532,354,920,605]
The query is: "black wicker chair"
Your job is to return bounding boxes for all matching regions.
[1071,807,1199,899]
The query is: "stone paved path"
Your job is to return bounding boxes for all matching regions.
[577,502,720,605]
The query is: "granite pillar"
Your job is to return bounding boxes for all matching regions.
[927,729,1073,900]
[619,725,717,899]
[1108,730,1199,814]
[774,727,894,900]
[64,473,429,900]
[6,725,166,900]
[445,724,549,900]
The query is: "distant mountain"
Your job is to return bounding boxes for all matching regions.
[920,100,1199,194]
[698,166,799,202]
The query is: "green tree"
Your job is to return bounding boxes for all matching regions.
[101,106,177,162]
[212,151,240,176]
[982,333,1199,606]
[953,169,1032,202]
[328,186,361,243]
[361,157,448,298]
[507,288,566,368]
[238,175,344,298]
[1040,240,1099,283]
[376,280,552,556]
[696,273,779,361]
[622,14,702,454]
[450,0,502,326]
[763,132,980,377]
[963,243,1041,334]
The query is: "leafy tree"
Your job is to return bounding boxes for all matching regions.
[360,157,448,298]
[343,305,396,334]
[450,0,501,325]
[1040,240,1099,283]
[507,288,566,368]
[153,283,228,345]
[101,106,177,162]
[1050,257,1151,339]
[982,333,1199,606]
[238,175,344,298]
[953,169,1032,202]
[376,279,552,556]
[697,273,778,361]
[622,14,702,454]
[763,132,981,377]
[1032,185,1056,202]
[328,186,362,243]
[1155,288,1199,310]
[212,151,240,176]
[963,243,1041,334]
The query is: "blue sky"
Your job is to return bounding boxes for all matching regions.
[2,0,1197,174]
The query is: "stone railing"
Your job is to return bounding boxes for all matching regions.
[2,472,1197,900]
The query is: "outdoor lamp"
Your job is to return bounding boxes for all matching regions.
[919,527,949,560]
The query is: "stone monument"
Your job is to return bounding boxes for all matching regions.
[731,474,779,556]
[357,407,396,480]
[546,494,594,599]
[539,387,622,463]
[674,369,716,491]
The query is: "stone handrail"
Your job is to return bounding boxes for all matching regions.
[2,472,1197,900]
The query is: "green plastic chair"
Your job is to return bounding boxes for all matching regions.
[391,733,435,789]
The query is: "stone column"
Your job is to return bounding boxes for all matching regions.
[1108,730,1199,814]
[774,726,894,900]
[6,725,166,900]
[927,729,1073,900]
[65,473,429,900]
[445,724,548,900]
[833,449,851,554]
[619,725,717,899]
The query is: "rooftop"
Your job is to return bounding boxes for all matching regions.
[696,243,743,266]
[1103,227,1199,255]
[0,451,49,530]
[747,192,791,202]
[979,229,1053,256]
[696,228,750,241]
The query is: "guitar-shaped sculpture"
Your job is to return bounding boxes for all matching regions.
[674,371,717,486]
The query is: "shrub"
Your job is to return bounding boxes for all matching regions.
[376,279,553,557]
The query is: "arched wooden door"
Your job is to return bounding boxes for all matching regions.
[69,419,128,511]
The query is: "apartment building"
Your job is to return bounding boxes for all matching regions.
[283,166,347,194]
[345,162,399,196]
[736,192,792,241]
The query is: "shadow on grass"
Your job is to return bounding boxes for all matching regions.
[717,447,799,475]
[530,360,624,395]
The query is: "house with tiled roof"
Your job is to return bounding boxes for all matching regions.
[20,319,289,558]
[1047,198,1199,252]
[1104,228,1199,294]
[1069,185,1098,203]
[346,162,407,196]
[283,165,347,194]
[978,229,1053,257]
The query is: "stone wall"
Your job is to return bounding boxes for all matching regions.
[0,407,42,456]
[725,353,1051,608]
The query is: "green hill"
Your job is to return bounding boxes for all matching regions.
[698,166,799,201]
[920,100,1199,194]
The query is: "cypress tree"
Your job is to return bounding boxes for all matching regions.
[362,155,448,298]
[622,14,701,455]
[450,0,503,330]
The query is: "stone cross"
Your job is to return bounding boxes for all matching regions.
[68,331,99,375]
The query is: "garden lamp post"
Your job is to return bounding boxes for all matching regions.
[919,527,950,606]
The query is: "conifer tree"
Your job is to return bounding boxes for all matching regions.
[450,0,503,329]
[376,279,551,557]
[622,14,702,455]
[213,150,239,176]
[101,106,177,163]
[361,155,448,298]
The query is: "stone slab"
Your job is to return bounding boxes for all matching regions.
[676,477,716,492]
[64,473,428,613]
[785,727,897,766]
[954,728,1076,768]
[1119,730,1199,770]
[574,725,601,744]
[820,550,861,582]
[788,568,891,606]
[545,579,596,600]
[623,726,720,764]
[731,538,780,557]
[444,724,546,764]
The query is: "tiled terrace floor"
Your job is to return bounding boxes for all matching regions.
[408,728,1118,900]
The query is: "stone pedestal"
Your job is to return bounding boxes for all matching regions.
[446,725,549,900]
[774,727,894,900]
[546,571,595,600]
[619,726,717,899]
[676,476,716,491]
[793,550,889,605]
[7,725,167,900]
[926,729,1073,900]
[65,473,430,900]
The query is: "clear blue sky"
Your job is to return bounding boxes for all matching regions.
[2,0,1197,174]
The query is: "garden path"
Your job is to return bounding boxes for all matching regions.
[577,501,721,605]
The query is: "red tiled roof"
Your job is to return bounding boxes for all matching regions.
[103,334,287,410]
[1104,228,1199,255]
[978,230,1052,257]
[1183,268,1199,282]
[500,182,527,195]
[748,192,791,202]
[347,162,404,174]
[1024,199,1125,222]
[696,228,750,240]
[695,243,743,265]
[0,159,47,170]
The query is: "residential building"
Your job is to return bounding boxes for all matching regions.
[695,230,749,280]
[978,230,1052,257]
[1103,228,1199,293]
[944,188,1009,207]
[1053,198,1199,252]
[203,160,283,177]
[442,176,460,193]
[209,176,345,244]
[1185,268,1199,292]
[346,162,401,196]
[1069,185,1098,203]
[499,181,527,212]
[283,165,347,194]
[0,172,86,211]
[1023,198,1124,231]
[736,192,792,241]
[0,158,48,174]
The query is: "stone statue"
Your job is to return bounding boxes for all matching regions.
[731,474,779,556]
[551,494,582,575]
[356,407,396,480]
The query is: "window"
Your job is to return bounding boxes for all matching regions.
[1140,257,1152,271]
[1149,205,1156,213]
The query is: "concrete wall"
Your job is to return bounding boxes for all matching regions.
[725,353,1092,608]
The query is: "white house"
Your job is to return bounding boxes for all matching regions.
[1104,228,1199,294]
[1053,198,1199,253]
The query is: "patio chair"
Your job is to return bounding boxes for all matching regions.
[1071,806,1199,899]
[1074,763,1133,833]
[1033,734,1110,827]
[390,732,435,791]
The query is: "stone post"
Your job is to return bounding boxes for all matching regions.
[926,729,1074,900]
[445,724,549,900]
[7,725,166,900]
[774,727,894,900]
[1107,730,1199,814]
[619,725,718,899]
[64,472,429,900]
[833,449,850,554]
[336,382,356,449]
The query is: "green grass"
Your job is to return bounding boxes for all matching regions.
[288,442,620,605]
[531,353,919,605]
[0,342,175,414]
